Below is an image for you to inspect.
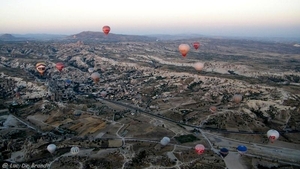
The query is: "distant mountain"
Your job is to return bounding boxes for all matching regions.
[240,36,300,43]
[67,31,156,42]
[146,34,207,40]
[12,34,67,41]
[0,33,15,39]
[0,34,20,41]
[0,33,66,41]
[146,33,300,43]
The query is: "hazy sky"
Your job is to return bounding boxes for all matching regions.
[1,0,300,37]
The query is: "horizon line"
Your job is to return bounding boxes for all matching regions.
[1,32,300,39]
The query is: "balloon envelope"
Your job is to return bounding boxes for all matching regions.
[56,62,64,72]
[73,110,82,116]
[178,44,190,57]
[193,42,200,50]
[100,91,107,97]
[267,129,279,143]
[237,145,247,155]
[14,88,19,92]
[102,26,111,35]
[160,137,170,146]
[36,62,46,75]
[195,144,205,155]
[88,68,94,73]
[70,146,80,155]
[47,144,56,154]
[91,72,100,83]
[232,94,243,103]
[194,62,204,71]
[219,148,229,157]
[209,106,217,113]
[65,79,71,84]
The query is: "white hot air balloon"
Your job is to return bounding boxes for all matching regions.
[100,91,107,97]
[91,72,100,83]
[267,129,280,143]
[160,137,170,146]
[47,144,56,154]
[232,94,243,103]
[70,146,80,155]
[88,68,94,73]
[194,62,204,71]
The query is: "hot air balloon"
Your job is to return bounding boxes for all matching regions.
[47,144,56,154]
[194,62,204,71]
[91,72,100,83]
[56,62,64,72]
[160,137,170,146]
[178,44,190,57]
[193,42,200,50]
[65,79,71,84]
[13,88,20,99]
[209,106,217,113]
[36,62,46,75]
[15,92,20,99]
[100,91,107,97]
[195,144,205,155]
[232,94,243,103]
[102,26,111,35]
[73,110,82,116]
[70,146,80,155]
[237,145,247,155]
[219,148,229,157]
[13,87,18,92]
[65,79,71,88]
[267,129,279,143]
[88,68,94,73]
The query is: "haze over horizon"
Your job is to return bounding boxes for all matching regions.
[1,0,300,38]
